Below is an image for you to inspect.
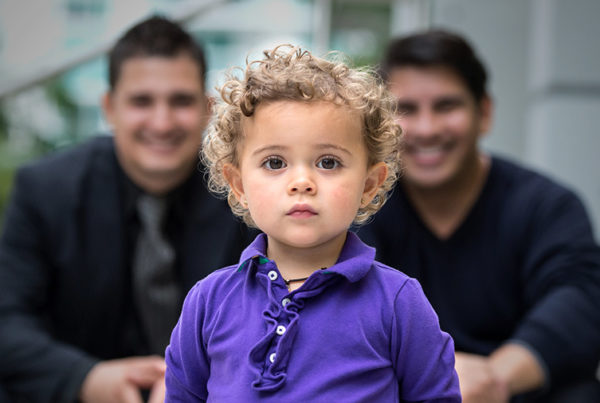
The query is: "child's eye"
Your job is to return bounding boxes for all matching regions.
[317,157,340,170]
[263,157,286,170]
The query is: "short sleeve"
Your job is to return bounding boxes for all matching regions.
[165,282,210,402]
[391,279,461,402]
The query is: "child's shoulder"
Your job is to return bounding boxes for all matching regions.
[366,260,425,298]
[365,262,438,322]
[370,259,413,282]
[204,263,241,280]
[187,263,244,300]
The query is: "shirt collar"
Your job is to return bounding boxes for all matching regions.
[236,232,376,282]
[332,231,377,282]
[118,159,203,223]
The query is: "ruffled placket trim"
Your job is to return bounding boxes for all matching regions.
[242,255,336,392]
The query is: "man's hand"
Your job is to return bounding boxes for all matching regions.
[148,375,166,403]
[455,352,509,403]
[79,356,166,403]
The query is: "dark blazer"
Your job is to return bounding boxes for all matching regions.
[0,136,255,402]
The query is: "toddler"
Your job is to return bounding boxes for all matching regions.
[165,45,460,402]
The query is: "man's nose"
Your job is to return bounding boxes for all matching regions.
[149,103,175,133]
[407,110,438,139]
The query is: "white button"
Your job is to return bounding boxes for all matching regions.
[269,353,276,363]
[281,298,291,307]
[268,270,278,281]
[276,325,286,335]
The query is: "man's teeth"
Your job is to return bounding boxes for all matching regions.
[147,138,178,146]
[414,146,444,155]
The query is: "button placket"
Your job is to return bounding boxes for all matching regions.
[262,260,288,292]
[249,246,341,392]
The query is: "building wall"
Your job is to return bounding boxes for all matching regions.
[525,0,600,241]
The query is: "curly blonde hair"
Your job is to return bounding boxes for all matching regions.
[202,44,402,227]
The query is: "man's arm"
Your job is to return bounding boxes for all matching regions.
[455,343,545,403]
[511,188,600,383]
[1,166,169,402]
[456,185,600,402]
[78,357,166,403]
[489,343,545,395]
[0,168,100,401]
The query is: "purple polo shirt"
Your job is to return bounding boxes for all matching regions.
[165,232,460,402]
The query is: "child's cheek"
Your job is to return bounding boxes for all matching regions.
[330,185,359,210]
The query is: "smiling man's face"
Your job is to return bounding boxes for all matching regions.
[103,54,210,194]
[388,65,491,189]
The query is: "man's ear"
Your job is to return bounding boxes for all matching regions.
[202,94,215,122]
[361,162,388,208]
[223,163,246,206]
[478,95,494,136]
[101,92,115,127]
[197,94,215,135]
[206,95,215,114]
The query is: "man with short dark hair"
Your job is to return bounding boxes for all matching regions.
[361,30,600,402]
[0,16,254,402]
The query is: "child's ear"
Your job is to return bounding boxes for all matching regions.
[361,162,388,208]
[223,163,246,205]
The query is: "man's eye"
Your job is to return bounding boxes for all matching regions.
[434,98,464,113]
[317,158,339,170]
[396,102,416,115]
[263,158,286,170]
[130,96,152,107]
[171,95,196,107]
[436,101,459,112]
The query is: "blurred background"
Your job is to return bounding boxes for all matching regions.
[0,0,599,240]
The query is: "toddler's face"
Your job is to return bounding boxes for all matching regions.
[225,100,386,253]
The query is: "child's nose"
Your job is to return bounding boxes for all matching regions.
[287,176,316,195]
